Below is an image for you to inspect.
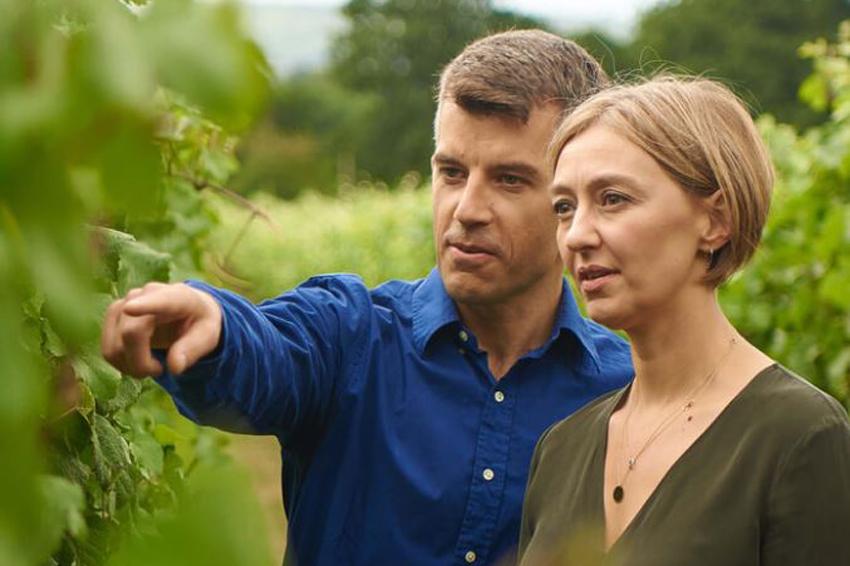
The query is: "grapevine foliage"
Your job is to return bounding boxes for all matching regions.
[722,21,850,409]
[2,1,271,565]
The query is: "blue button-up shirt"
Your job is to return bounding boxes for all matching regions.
[156,269,632,565]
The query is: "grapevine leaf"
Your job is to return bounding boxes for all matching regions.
[104,377,143,414]
[128,426,165,479]
[117,241,172,295]
[74,356,120,407]
[38,475,87,553]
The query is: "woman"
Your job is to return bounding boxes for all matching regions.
[517,77,850,566]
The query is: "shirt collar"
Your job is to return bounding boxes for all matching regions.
[412,268,461,353]
[552,279,602,373]
[412,268,602,372]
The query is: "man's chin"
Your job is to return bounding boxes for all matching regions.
[442,270,499,304]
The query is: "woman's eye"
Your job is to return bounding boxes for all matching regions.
[602,192,628,206]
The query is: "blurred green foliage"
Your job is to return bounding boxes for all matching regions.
[207,176,434,301]
[626,0,850,127]
[232,74,376,199]
[721,21,850,408]
[1,0,273,565]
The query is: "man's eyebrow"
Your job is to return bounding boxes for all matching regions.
[431,153,463,166]
[491,162,541,181]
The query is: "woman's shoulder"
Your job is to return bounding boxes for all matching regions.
[746,363,849,439]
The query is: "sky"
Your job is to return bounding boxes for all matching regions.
[237,0,664,76]
[241,0,662,36]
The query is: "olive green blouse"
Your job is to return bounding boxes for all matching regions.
[518,364,850,566]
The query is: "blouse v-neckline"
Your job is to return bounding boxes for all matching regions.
[599,363,779,553]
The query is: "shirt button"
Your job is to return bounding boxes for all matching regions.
[459,330,469,342]
[465,550,477,563]
[482,468,495,481]
[458,348,465,355]
[494,391,505,403]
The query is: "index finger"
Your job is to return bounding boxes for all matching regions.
[122,283,200,321]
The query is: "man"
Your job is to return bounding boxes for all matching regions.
[102,30,632,566]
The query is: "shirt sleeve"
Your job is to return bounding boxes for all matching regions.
[762,410,850,565]
[154,275,373,443]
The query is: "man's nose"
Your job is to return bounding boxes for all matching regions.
[453,174,494,226]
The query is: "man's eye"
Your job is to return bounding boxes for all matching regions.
[499,174,524,186]
[441,167,464,180]
[553,200,575,217]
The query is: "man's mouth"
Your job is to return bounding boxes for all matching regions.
[450,241,496,256]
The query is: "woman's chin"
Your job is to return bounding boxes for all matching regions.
[585,303,631,332]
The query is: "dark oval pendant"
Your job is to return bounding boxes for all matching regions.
[613,485,624,503]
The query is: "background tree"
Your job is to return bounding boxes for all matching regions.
[233,74,375,199]
[630,0,850,126]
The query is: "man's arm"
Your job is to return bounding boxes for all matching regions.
[101,277,372,439]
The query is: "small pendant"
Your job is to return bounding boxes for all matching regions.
[613,485,624,503]
[627,457,636,470]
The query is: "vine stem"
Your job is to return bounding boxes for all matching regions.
[169,171,279,229]
[223,211,258,267]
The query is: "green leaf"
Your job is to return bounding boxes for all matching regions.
[77,380,96,418]
[819,271,850,310]
[38,475,87,552]
[128,426,165,479]
[116,239,172,295]
[74,356,120,407]
[104,377,143,414]
[798,73,830,112]
[91,414,132,486]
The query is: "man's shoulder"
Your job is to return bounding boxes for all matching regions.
[370,276,426,301]
[576,317,632,373]
[581,318,629,352]
[293,273,427,313]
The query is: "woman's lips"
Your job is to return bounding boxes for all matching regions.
[579,272,617,294]
[576,265,619,294]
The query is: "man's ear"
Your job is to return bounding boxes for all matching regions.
[699,190,732,253]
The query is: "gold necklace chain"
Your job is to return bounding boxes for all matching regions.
[612,336,738,504]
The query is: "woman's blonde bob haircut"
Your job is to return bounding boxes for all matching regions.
[549,76,774,287]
